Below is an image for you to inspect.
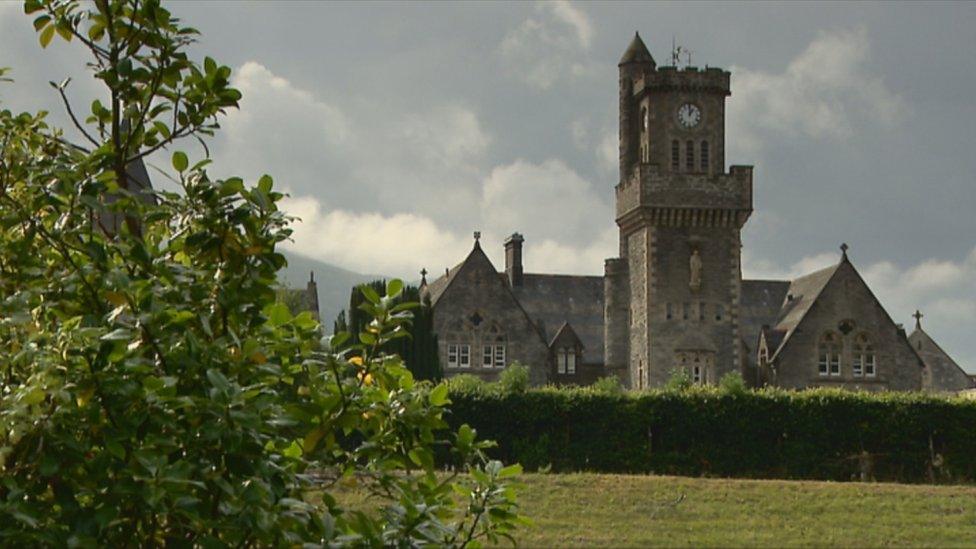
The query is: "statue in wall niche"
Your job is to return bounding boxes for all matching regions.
[689,248,703,291]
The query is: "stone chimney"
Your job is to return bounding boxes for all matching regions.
[504,232,524,287]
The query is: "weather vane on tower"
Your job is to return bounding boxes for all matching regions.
[671,36,694,67]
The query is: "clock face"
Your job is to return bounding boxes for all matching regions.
[677,103,701,129]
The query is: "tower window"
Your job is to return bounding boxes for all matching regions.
[683,303,691,321]
[700,140,709,171]
[666,303,673,320]
[699,302,706,321]
[671,140,679,170]
[686,140,694,171]
[715,304,724,322]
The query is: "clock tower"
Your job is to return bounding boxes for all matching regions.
[604,33,754,388]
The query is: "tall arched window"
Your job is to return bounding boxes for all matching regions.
[640,107,649,163]
[685,140,695,171]
[700,140,709,171]
[671,140,679,170]
[818,332,841,377]
[853,333,876,378]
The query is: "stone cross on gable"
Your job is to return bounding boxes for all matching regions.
[913,309,924,329]
[473,231,481,241]
[840,243,849,258]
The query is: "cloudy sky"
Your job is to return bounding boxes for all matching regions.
[1,1,975,370]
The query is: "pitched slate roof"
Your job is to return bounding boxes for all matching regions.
[424,260,464,306]
[512,274,605,365]
[908,325,973,390]
[739,279,791,361]
[768,262,841,360]
[549,321,583,349]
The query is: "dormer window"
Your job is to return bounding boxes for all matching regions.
[557,347,577,375]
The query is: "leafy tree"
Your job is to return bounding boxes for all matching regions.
[718,371,748,395]
[665,368,694,392]
[497,363,530,395]
[590,375,624,395]
[0,0,520,545]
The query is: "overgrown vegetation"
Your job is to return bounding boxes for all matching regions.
[445,384,976,483]
[0,0,520,544]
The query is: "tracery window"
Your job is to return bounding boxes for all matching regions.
[494,345,506,369]
[818,332,841,377]
[448,344,458,368]
[854,334,876,378]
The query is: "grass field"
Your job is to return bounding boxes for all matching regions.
[508,473,976,547]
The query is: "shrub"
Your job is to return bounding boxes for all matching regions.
[445,386,976,483]
[591,375,624,395]
[719,371,748,395]
[445,373,487,393]
[665,368,693,392]
[0,1,522,545]
[498,362,530,394]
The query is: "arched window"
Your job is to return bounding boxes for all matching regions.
[700,140,709,171]
[818,332,841,377]
[671,140,680,170]
[686,140,695,171]
[853,334,876,378]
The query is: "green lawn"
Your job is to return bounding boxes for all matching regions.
[509,473,976,547]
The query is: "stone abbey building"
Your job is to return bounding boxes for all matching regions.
[419,33,971,392]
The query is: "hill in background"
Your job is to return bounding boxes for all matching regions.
[277,250,385,331]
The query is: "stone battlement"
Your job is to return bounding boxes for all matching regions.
[634,66,730,96]
[615,164,752,227]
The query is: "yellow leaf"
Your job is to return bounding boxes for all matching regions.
[105,291,126,306]
[348,356,363,367]
[249,351,267,364]
[303,426,326,455]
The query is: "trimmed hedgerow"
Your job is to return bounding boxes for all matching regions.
[445,386,976,483]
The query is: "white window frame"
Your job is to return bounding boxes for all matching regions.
[566,348,576,375]
[829,352,841,377]
[493,345,506,369]
[692,365,703,384]
[852,353,863,377]
[482,345,493,368]
[557,350,567,374]
[818,352,829,377]
[448,344,458,369]
[459,345,470,369]
[865,353,876,377]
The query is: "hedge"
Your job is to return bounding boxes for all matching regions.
[444,386,976,483]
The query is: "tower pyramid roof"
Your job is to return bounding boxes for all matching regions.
[619,32,655,66]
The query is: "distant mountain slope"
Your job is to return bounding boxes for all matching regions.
[277,249,385,331]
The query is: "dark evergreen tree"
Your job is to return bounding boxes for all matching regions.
[338,280,441,381]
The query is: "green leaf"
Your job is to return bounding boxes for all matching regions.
[101,328,132,341]
[429,383,450,407]
[498,463,523,479]
[206,368,231,393]
[360,285,381,305]
[264,302,291,327]
[282,440,302,459]
[258,174,273,194]
[386,279,404,299]
[39,24,55,48]
[172,151,188,172]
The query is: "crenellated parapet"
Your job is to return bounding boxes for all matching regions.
[634,66,730,97]
[615,163,753,231]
